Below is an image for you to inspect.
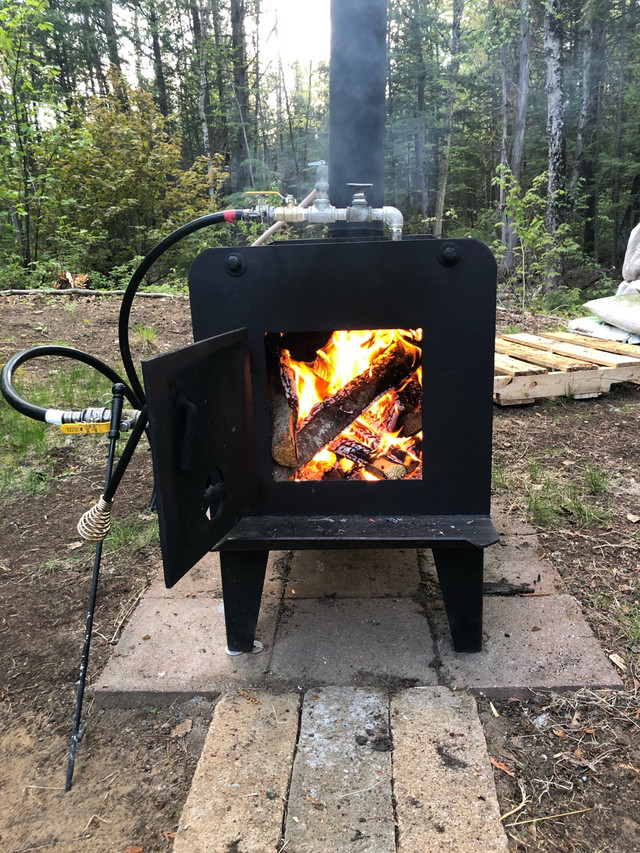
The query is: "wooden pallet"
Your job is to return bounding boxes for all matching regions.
[493,331,640,405]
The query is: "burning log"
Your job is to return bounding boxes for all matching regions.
[329,437,407,480]
[294,338,418,468]
[396,374,422,436]
[270,351,300,468]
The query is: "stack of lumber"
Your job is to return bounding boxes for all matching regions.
[493,332,640,405]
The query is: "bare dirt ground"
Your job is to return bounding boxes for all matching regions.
[0,291,639,852]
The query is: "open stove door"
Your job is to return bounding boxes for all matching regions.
[142,328,256,587]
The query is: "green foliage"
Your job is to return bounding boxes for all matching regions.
[583,463,608,495]
[104,513,159,555]
[0,0,639,285]
[493,167,583,308]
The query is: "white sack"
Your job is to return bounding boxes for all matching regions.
[623,222,640,282]
[568,315,640,344]
[583,292,640,335]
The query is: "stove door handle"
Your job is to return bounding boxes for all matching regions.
[176,394,198,471]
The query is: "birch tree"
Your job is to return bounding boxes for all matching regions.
[543,0,566,291]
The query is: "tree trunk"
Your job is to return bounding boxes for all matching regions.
[410,0,429,223]
[569,0,593,209]
[498,43,509,269]
[279,57,299,174]
[510,0,530,183]
[230,0,253,189]
[611,0,627,264]
[209,0,229,158]
[102,0,121,70]
[543,0,566,292]
[582,0,607,258]
[190,0,215,183]
[433,0,464,238]
[501,0,530,274]
[148,0,169,116]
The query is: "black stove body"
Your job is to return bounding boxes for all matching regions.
[142,234,498,653]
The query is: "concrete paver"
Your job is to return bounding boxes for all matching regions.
[393,687,508,852]
[172,690,300,853]
[269,598,437,686]
[285,687,396,852]
[94,551,286,707]
[286,548,420,597]
[95,498,622,851]
[430,593,621,695]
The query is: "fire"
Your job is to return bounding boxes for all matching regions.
[279,329,423,481]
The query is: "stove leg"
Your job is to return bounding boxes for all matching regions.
[220,550,268,654]
[432,547,483,653]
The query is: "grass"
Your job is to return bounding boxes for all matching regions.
[619,602,640,649]
[104,513,159,555]
[132,323,157,353]
[583,463,608,494]
[496,452,613,529]
[0,360,113,498]
[492,461,511,491]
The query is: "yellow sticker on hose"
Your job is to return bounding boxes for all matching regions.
[61,422,111,434]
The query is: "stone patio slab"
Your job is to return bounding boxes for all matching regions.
[269,598,438,686]
[285,687,395,852]
[285,548,420,598]
[430,593,622,696]
[172,691,300,853]
[93,551,286,707]
[393,687,508,852]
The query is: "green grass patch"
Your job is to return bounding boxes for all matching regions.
[522,458,611,528]
[619,601,640,649]
[492,462,512,491]
[583,463,608,495]
[104,513,159,555]
[0,360,113,498]
[132,323,157,353]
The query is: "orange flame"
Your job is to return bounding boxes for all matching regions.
[282,329,422,481]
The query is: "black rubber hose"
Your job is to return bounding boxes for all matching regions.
[118,209,248,405]
[102,405,148,502]
[1,345,140,422]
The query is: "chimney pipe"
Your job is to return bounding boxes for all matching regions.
[329,0,387,235]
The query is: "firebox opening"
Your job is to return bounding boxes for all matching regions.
[266,328,423,483]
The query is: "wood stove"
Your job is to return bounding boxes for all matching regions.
[140,0,498,655]
[142,233,497,654]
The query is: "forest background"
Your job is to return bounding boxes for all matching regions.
[1,0,638,306]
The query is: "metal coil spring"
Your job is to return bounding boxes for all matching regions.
[77,496,112,542]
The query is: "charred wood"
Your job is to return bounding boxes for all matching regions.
[270,349,300,467]
[396,374,422,436]
[330,437,407,480]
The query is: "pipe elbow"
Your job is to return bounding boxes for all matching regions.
[373,206,404,240]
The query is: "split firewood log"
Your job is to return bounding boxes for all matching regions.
[396,374,422,436]
[270,350,300,468]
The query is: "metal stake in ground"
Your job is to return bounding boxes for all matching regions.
[65,383,126,792]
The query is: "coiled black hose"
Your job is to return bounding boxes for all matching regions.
[118,209,249,405]
[0,345,140,421]
[1,208,250,423]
